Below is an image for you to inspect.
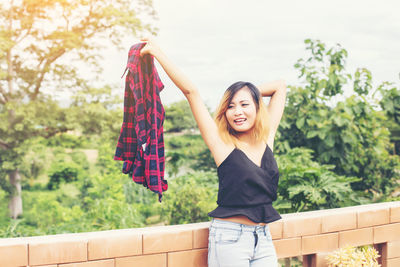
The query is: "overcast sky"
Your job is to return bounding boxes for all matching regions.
[102,0,400,110]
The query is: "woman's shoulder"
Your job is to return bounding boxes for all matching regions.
[213,143,236,168]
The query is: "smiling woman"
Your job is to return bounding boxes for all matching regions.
[140,37,286,267]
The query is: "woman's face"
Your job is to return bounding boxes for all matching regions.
[225,88,257,133]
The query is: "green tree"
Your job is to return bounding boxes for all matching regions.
[164,134,215,177]
[19,138,49,189]
[161,171,218,224]
[275,147,360,213]
[376,81,400,155]
[0,0,157,218]
[69,85,123,143]
[164,100,198,132]
[277,39,400,198]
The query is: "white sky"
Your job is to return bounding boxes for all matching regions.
[102,0,400,110]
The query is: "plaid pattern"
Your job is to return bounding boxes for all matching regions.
[114,43,168,201]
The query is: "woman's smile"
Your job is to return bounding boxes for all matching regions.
[234,118,247,125]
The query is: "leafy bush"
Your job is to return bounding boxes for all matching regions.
[275,147,361,213]
[165,134,215,176]
[0,191,88,237]
[378,82,400,155]
[1,171,153,237]
[161,171,218,224]
[46,132,87,149]
[95,141,122,175]
[47,161,82,190]
[19,139,49,189]
[23,191,84,230]
[47,148,89,190]
[164,100,197,132]
[70,150,90,171]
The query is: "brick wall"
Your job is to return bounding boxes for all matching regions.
[1,201,399,267]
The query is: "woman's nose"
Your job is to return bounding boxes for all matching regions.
[234,107,243,115]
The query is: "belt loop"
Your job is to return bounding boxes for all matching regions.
[263,225,267,236]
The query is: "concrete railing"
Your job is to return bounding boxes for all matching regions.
[1,201,400,267]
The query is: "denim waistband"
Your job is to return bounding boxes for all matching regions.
[210,218,270,233]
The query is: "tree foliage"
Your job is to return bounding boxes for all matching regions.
[164,133,215,177]
[0,0,156,101]
[164,100,198,132]
[275,147,361,213]
[0,0,157,218]
[377,82,400,155]
[69,85,123,144]
[161,171,218,225]
[277,39,400,198]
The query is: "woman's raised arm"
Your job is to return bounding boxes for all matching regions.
[140,38,196,96]
[140,38,233,165]
[257,80,287,147]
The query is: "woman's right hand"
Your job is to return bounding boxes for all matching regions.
[140,37,162,57]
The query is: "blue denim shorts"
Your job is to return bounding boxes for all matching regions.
[208,219,278,267]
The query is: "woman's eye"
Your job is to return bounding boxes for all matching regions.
[242,104,249,107]
[228,105,233,109]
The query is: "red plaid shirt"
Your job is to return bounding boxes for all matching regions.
[114,43,168,201]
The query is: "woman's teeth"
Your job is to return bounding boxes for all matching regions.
[234,119,246,124]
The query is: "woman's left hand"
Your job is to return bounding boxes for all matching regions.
[140,37,162,57]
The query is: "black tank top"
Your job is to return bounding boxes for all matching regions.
[208,145,281,223]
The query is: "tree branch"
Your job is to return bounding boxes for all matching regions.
[29,20,108,100]
[14,24,33,45]
[0,86,8,104]
[30,47,66,100]
[6,0,15,95]
[0,139,10,150]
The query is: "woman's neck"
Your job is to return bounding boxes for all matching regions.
[235,130,262,148]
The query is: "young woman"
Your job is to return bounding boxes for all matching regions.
[140,38,286,267]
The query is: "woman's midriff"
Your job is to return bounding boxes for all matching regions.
[216,215,267,226]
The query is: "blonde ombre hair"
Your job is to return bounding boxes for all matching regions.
[214,81,270,148]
